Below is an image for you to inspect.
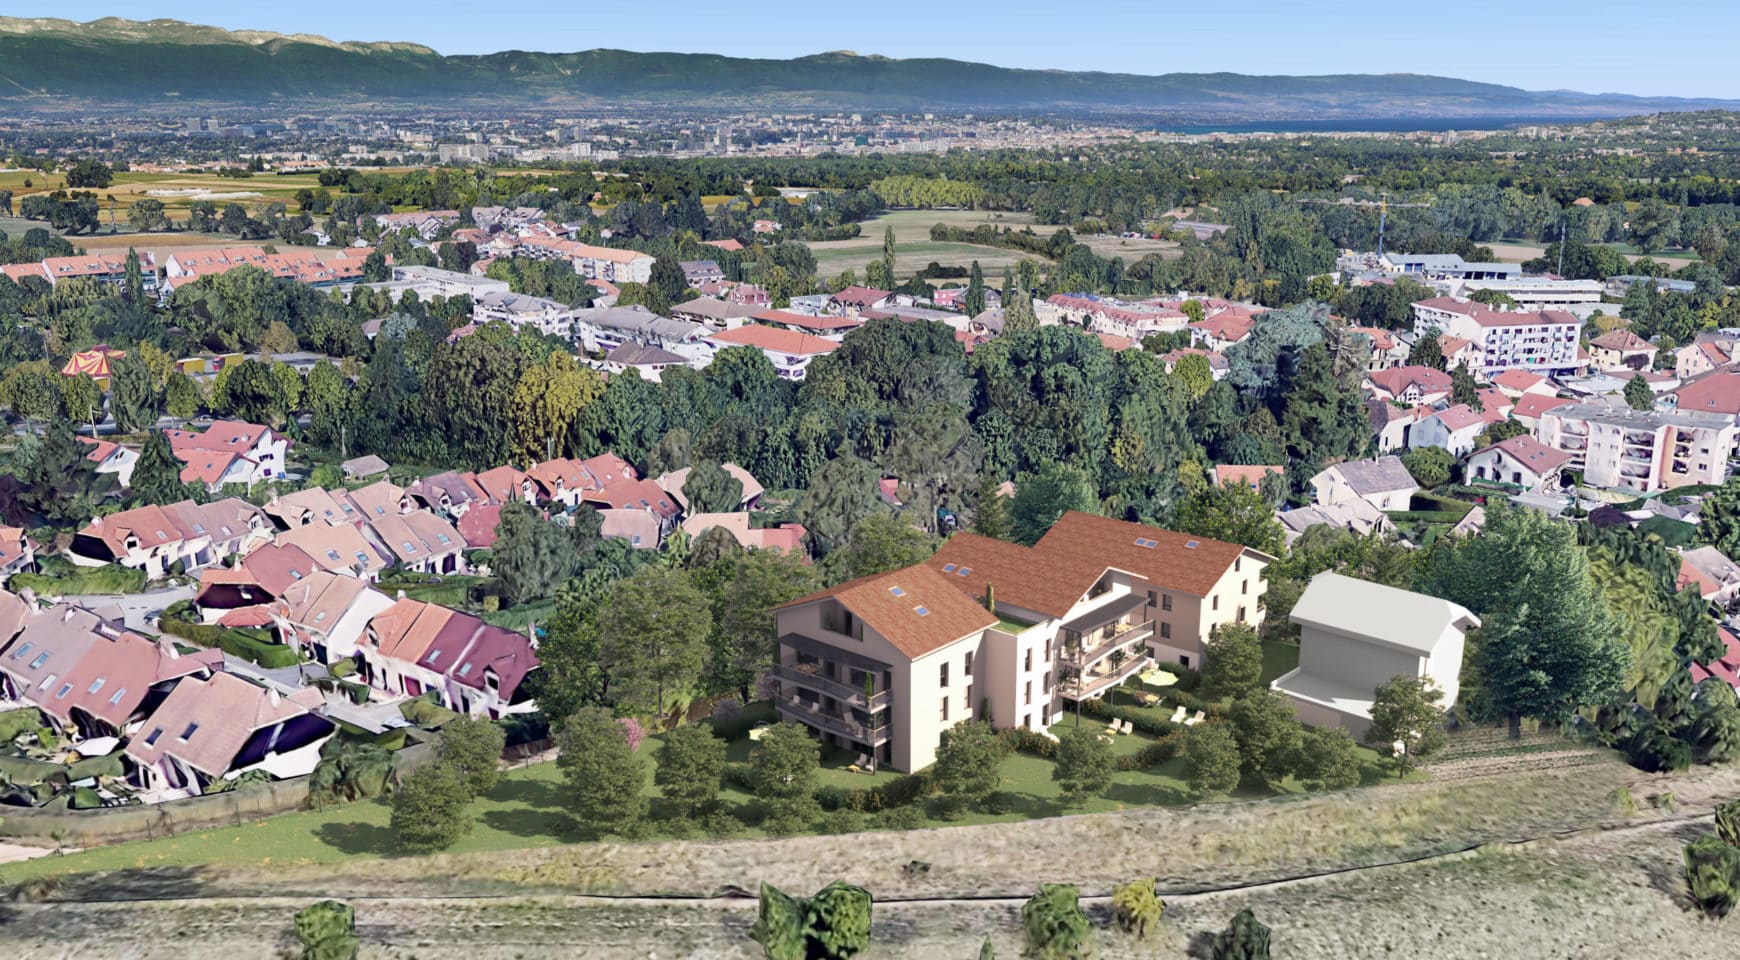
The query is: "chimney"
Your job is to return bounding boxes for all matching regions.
[985,583,997,618]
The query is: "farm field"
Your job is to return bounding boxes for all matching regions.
[0,169,333,216]
[1486,239,1698,269]
[805,208,1042,278]
[1075,232,1182,259]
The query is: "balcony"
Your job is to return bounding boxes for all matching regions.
[1060,619,1156,673]
[777,696,890,745]
[1060,648,1151,700]
[774,662,891,711]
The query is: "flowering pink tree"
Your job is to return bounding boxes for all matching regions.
[616,716,645,752]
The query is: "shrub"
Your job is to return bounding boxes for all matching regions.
[293,900,359,960]
[1020,884,1091,960]
[1117,734,1181,772]
[1717,800,1740,848]
[749,880,873,960]
[1111,878,1163,939]
[1685,835,1740,919]
[700,809,746,838]
[876,805,924,831]
[819,809,865,835]
[1211,909,1271,960]
[1154,661,1202,692]
[712,696,743,726]
[390,763,473,852]
[998,726,1057,758]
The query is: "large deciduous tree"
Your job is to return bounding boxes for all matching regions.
[557,706,649,836]
[596,565,712,721]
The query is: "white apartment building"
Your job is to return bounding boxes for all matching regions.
[1411,296,1581,378]
[1433,277,1605,317]
[1535,399,1738,493]
[472,291,581,338]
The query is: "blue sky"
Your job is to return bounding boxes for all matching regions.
[45,3,1740,98]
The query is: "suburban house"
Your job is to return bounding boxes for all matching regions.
[1510,393,1576,431]
[1365,366,1452,405]
[471,291,581,339]
[680,259,726,286]
[1367,399,1420,453]
[1490,369,1557,400]
[80,438,139,489]
[582,478,682,537]
[1409,404,1488,456]
[1410,297,1582,378]
[1277,500,1395,546]
[681,513,808,553]
[1309,457,1418,511]
[669,296,759,330]
[827,286,893,317]
[70,499,272,578]
[1587,329,1658,371]
[0,604,224,741]
[0,527,32,586]
[1271,572,1477,739]
[263,487,360,530]
[273,521,390,579]
[604,342,690,382]
[404,471,487,517]
[363,510,468,574]
[1208,464,1284,491]
[193,543,319,623]
[1675,335,1736,380]
[124,673,333,801]
[1678,546,1740,610]
[1466,434,1573,490]
[1536,399,1738,493]
[163,421,288,490]
[1351,326,1410,372]
[704,325,839,380]
[1671,369,1740,422]
[268,571,396,664]
[655,463,765,511]
[353,598,538,717]
[772,512,1270,771]
[340,455,390,482]
[751,308,862,341]
[599,509,663,549]
[1188,313,1256,352]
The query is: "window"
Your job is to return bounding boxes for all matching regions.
[1044,670,1053,693]
[1160,622,1172,640]
[1242,580,1248,595]
[1162,594,1173,612]
[889,586,906,597]
[55,683,72,699]
[939,662,949,687]
[10,641,31,660]
[957,567,971,577]
[1238,606,1247,623]
[87,678,104,695]
[179,722,199,741]
[108,687,127,705]
[1147,590,1157,606]
[1212,595,1220,611]
[428,650,442,664]
[1044,637,1052,661]
[1024,681,1032,705]
[144,727,163,746]
[1024,649,1032,671]
[940,697,949,722]
[964,651,974,675]
[29,652,48,670]
[914,606,930,617]
[1235,557,1242,572]
[943,563,956,573]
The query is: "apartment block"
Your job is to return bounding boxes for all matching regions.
[772,512,1270,771]
[1535,399,1737,493]
[1411,297,1581,378]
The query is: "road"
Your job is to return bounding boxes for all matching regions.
[57,584,195,631]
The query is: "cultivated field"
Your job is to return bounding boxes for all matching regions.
[805,208,1042,278]
[1076,232,1182,260]
[1487,240,1699,269]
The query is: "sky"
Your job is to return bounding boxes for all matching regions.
[38,2,1740,99]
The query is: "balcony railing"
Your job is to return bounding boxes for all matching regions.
[774,663,891,710]
[1060,620,1155,673]
[1061,649,1151,700]
[777,696,890,745]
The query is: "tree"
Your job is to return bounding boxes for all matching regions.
[212,359,290,427]
[932,721,1005,816]
[1400,446,1454,488]
[293,900,359,960]
[1002,283,1037,331]
[1228,691,1303,789]
[434,715,506,798]
[1181,722,1241,799]
[964,260,986,317]
[714,548,821,700]
[1449,363,1482,410]
[656,723,727,815]
[109,352,161,432]
[1364,676,1448,776]
[650,256,688,302]
[682,460,745,514]
[750,722,820,832]
[1173,352,1214,401]
[1052,727,1115,806]
[1020,884,1092,960]
[508,352,602,462]
[1201,623,1264,700]
[492,502,577,603]
[1010,462,1097,546]
[130,431,186,506]
[1295,725,1362,790]
[597,565,712,721]
[819,513,935,584]
[390,762,473,853]
[62,373,102,430]
[1405,333,1445,370]
[881,225,897,285]
[556,706,649,835]
[1210,909,1271,960]
[795,456,882,554]
[1171,481,1285,556]
[970,473,1013,541]
[164,371,202,420]
[0,361,61,422]
[1623,374,1654,411]
[1420,502,1629,738]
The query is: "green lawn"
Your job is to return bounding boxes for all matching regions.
[1260,640,1299,686]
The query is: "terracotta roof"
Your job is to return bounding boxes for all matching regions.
[751,308,861,332]
[1691,626,1740,689]
[1492,369,1546,391]
[707,325,840,356]
[1673,370,1740,417]
[125,672,316,778]
[586,478,680,519]
[274,522,386,576]
[830,286,891,307]
[927,532,1104,619]
[1427,404,1487,432]
[1368,365,1452,397]
[240,543,320,595]
[276,570,374,632]
[1589,329,1654,352]
[265,487,356,527]
[343,480,407,520]
[1438,336,1473,358]
[1211,464,1284,489]
[1037,511,1265,601]
[457,504,503,548]
[781,565,997,659]
[1511,394,1574,419]
[432,615,539,697]
[1472,434,1573,474]
[1094,332,1138,352]
[367,598,455,664]
[1188,313,1255,342]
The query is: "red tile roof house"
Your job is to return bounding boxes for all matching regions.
[79,436,139,489]
[0,603,223,741]
[262,487,361,530]
[1466,434,1574,491]
[1691,626,1740,692]
[1489,368,1557,399]
[704,325,840,381]
[0,526,37,586]
[1409,404,1489,457]
[162,420,289,491]
[826,286,893,318]
[362,509,468,575]
[1188,313,1257,352]
[583,478,683,538]
[1210,465,1284,490]
[750,308,863,341]
[70,498,272,579]
[267,572,396,664]
[273,520,392,580]
[355,598,454,698]
[403,470,488,517]
[456,504,504,550]
[1365,365,1453,405]
[655,463,766,511]
[123,672,334,802]
[771,512,1270,771]
[193,543,319,623]
[355,599,539,717]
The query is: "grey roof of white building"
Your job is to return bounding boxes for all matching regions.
[1325,456,1417,495]
[578,305,705,341]
[1290,572,1479,655]
[475,291,571,315]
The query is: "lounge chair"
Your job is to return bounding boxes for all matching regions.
[1168,706,1188,724]
[1119,720,1135,735]
[1185,710,1206,726]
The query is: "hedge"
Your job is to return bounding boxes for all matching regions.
[999,726,1057,759]
[159,608,300,669]
[1385,509,1470,524]
[818,769,935,813]
[12,564,147,596]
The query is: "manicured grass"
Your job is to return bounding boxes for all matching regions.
[11,564,147,596]
[1260,640,1300,686]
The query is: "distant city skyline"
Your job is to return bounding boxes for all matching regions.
[36,4,1740,100]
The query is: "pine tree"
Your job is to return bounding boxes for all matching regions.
[971,473,1013,541]
[964,260,986,316]
[1002,283,1037,332]
[131,431,186,505]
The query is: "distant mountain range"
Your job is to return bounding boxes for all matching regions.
[1,17,1734,120]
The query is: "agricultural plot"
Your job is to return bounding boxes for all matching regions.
[805,208,1041,278]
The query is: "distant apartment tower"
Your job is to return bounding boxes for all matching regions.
[1535,400,1737,493]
